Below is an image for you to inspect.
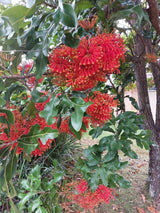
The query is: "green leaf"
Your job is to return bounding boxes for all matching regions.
[4,84,26,102]
[30,165,40,178]
[25,101,37,117]
[53,173,63,183]
[39,95,59,125]
[71,107,83,132]
[75,0,93,14]
[62,33,80,48]
[114,174,131,188]
[103,151,117,163]
[31,198,41,212]
[110,138,121,151]
[18,141,38,154]
[0,148,17,190]
[100,167,108,186]
[60,3,78,27]
[35,54,48,79]
[18,192,36,209]
[2,6,33,33]
[0,146,10,159]
[127,150,138,159]
[31,90,48,103]
[0,78,4,92]
[35,206,48,213]
[20,124,59,145]
[125,96,139,110]
[90,169,99,191]
[0,109,14,124]
[0,168,5,190]
[20,179,30,191]
[89,127,103,139]
[68,119,81,140]
[0,98,6,106]
[5,148,17,182]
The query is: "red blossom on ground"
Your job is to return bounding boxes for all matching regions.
[85,91,117,126]
[67,179,114,211]
[48,33,125,91]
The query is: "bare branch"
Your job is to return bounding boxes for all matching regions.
[0,71,50,79]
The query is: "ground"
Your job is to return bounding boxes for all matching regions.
[79,137,160,213]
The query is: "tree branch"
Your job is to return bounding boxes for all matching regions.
[147,0,160,35]
[0,71,50,79]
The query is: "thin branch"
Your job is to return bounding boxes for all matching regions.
[0,71,50,79]
[43,0,57,9]
[106,75,117,92]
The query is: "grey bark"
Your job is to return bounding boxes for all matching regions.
[134,33,160,200]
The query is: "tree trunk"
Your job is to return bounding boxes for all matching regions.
[148,141,160,199]
[134,33,160,200]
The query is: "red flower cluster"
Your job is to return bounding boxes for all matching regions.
[72,179,114,210]
[48,33,125,91]
[78,15,98,31]
[85,91,117,126]
[0,100,90,156]
[0,100,55,156]
[144,53,157,63]
[17,60,43,88]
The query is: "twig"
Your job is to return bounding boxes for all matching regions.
[1,71,50,79]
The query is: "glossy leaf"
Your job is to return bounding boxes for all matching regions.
[20,124,59,145]
[62,33,80,48]
[114,174,131,188]
[68,119,81,140]
[0,78,4,92]
[60,3,78,27]
[31,90,48,103]
[2,6,34,32]
[39,95,59,125]
[53,173,63,183]
[100,168,110,186]
[71,107,83,131]
[75,0,93,14]
[103,151,117,163]
[26,101,37,117]
[0,98,6,106]
[5,148,17,182]
[35,54,48,79]
[0,109,14,124]
[18,141,38,154]
[4,84,26,102]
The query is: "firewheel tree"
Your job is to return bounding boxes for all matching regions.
[0,0,157,211]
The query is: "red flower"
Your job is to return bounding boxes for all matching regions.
[0,101,56,157]
[17,60,33,73]
[76,179,88,194]
[17,60,43,88]
[48,33,125,91]
[145,53,157,63]
[85,91,117,126]
[78,15,98,31]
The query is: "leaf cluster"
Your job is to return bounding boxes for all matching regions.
[77,111,152,191]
